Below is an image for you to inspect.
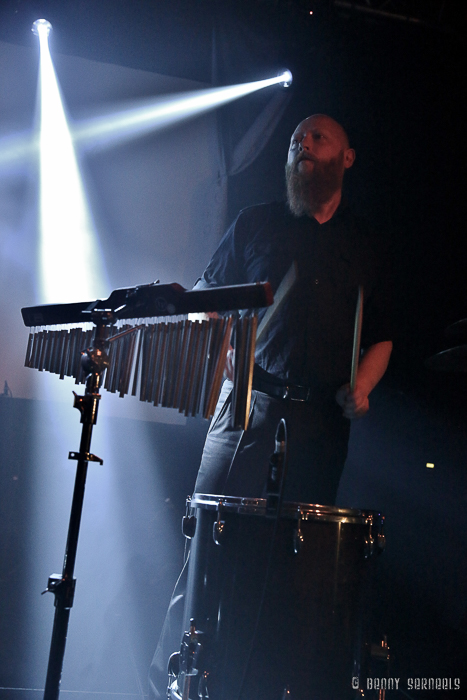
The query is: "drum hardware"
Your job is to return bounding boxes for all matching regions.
[364,516,375,560]
[293,511,304,555]
[167,619,206,700]
[212,500,226,545]
[364,514,386,559]
[265,419,288,519]
[369,635,391,700]
[179,619,204,700]
[168,651,180,678]
[21,282,272,700]
[182,497,197,539]
[198,671,209,699]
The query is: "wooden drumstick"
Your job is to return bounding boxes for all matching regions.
[350,285,363,393]
[256,261,297,343]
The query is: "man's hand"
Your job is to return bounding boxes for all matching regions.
[335,340,393,420]
[335,383,369,420]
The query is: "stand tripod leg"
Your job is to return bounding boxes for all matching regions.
[43,606,72,700]
[42,392,103,700]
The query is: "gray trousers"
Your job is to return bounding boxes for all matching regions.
[195,379,349,504]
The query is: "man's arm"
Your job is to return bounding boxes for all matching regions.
[335,340,393,420]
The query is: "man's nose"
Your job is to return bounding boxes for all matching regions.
[298,134,311,151]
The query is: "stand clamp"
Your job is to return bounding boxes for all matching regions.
[42,574,77,609]
[68,451,103,465]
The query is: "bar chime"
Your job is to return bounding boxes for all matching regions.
[22,281,272,429]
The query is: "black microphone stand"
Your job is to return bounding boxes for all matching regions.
[42,311,114,700]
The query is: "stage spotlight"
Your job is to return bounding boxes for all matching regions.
[74,70,294,153]
[0,67,292,168]
[32,19,52,37]
[279,70,293,87]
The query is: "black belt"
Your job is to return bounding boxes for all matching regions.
[252,375,313,402]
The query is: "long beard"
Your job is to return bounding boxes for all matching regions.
[285,153,345,217]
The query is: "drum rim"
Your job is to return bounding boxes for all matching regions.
[190,492,383,524]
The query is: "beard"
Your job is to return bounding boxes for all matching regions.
[285,152,345,217]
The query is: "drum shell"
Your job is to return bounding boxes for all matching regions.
[183,495,383,700]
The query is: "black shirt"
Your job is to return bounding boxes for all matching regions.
[195,201,392,391]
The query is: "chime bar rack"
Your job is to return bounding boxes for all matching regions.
[21,281,273,328]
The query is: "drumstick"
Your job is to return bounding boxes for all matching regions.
[256,261,297,344]
[350,285,363,393]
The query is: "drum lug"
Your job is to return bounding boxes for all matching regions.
[377,517,386,554]
[182,497,197,539]
[377,531,386,553]
[213,500,225,545]
[293,515,304,554]
[364,533,374,559]
[364,516,385,558]
[198,670,209,699]
[182,515,197,539]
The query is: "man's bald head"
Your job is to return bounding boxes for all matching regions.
[287,114,354,168]
[301,114,350,148]
[285,114,355,217]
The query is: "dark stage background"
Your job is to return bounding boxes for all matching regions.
[1,1,466,698]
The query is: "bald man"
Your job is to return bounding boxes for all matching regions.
[192,114,392,504]
[149,114,392,698]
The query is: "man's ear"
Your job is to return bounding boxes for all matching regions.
[344,148,356,169]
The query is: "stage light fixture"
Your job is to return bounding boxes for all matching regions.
[279,69,293,87]
[32,19,52,37]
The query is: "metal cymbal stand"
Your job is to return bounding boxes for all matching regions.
[42,311,114,700]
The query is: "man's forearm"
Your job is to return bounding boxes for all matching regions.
[356,340,393,396]
[336,340,392,420]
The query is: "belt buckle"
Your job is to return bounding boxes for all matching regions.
[290,385,311,402]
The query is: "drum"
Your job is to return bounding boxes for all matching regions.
[172,493,384,700]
